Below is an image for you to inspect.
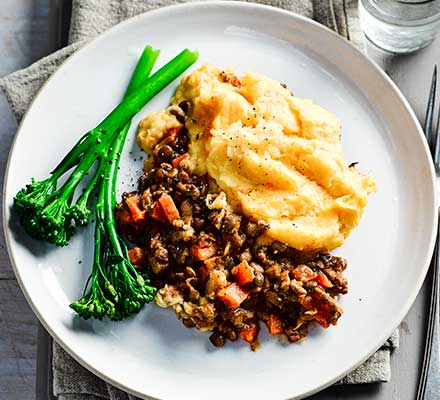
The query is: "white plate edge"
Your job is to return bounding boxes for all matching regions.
[2,2,437,399]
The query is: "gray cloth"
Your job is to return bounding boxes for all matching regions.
[0,1,398,399]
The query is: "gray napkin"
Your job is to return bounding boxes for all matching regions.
[0,1,398,399]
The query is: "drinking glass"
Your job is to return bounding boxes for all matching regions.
[359,0,440,54]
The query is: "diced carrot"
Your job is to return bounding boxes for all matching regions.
[158,193,180,223]
[198,257,217,284]
[166,125,183,137]
[199,256,219,279]
[231,260,255,286]
[217,283,249,309]
[191,245,217,261]
[267,314,284,335]
[301,295,314,310]
[117,208,134,226]
[318,303,330,313]
[310,292,330,312]
[115,207,135,237]
[315,273,333,288]
[150,202,166,223]
[302,293,330,313]
[240,322,259,343]
[172,153,189,168]
[291,265,318,282]
[125,195,146,222]
[314,312,331,329]
[128,247,146,266]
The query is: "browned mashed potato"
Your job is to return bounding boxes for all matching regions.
[137,64,376,251]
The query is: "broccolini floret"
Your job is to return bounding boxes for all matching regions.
[70,127,156,320]
[14,47,199,247]
[14,45,199,320]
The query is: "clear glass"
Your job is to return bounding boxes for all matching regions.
[359,0,440,54]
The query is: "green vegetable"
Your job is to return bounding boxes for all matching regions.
[69,129,157,320]
[69,47,161,320]
[14,47,199,247]
[14,45,199,320]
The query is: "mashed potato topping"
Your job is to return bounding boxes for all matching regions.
[137,64,376,251]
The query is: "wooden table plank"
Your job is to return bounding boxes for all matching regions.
[0,0,50,74]
[0,1,55,399]
[0,92,16,280]
[0,280,39,400]
[0,0,51,279]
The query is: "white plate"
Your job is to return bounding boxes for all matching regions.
[3,2,437,399]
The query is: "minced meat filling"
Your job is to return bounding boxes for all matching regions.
[116,112,348,350]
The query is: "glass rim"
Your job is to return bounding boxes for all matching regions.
[360,0,440,24]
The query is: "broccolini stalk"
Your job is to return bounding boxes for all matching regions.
[69,46,158,320]
[70,125,156,320]
[105,126,156,319]
[14,47,198,246]
[70,46,199,320]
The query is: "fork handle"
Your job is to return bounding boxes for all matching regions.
[416,217,440,400]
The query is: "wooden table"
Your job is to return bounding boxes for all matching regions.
[0,1,435,399]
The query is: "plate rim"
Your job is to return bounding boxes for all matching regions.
[2,1,438,399]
